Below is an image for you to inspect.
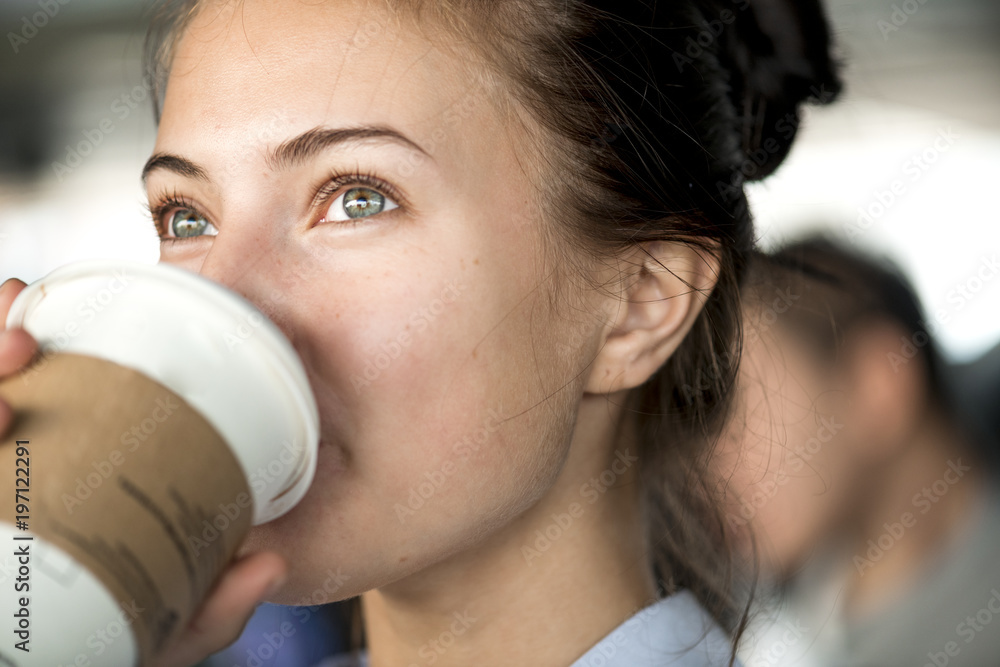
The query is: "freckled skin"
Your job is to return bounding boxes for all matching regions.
[149,0,607,604]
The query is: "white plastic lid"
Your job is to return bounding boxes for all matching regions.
[6,260,320,524]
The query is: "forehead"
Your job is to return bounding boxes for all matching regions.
[157,0,487,159]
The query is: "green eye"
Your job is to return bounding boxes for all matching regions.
[343,188,384,218]
[327,187,398,222]
[170,209,214,238]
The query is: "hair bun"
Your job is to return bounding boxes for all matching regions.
[718,0,842,181]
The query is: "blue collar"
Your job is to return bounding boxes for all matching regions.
[570,590,738,666]
[317,590,737,667]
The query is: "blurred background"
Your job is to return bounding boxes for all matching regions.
[1,0,998,665]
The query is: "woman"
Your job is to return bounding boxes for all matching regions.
[0,1,839,665]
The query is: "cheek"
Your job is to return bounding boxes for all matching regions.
[267,221,578,554]
[336,268,571,512]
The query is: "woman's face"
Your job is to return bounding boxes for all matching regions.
[147,0,605,603]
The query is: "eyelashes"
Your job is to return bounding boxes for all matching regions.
[146,190,205,245]
[312,170,405,211]
[147,170,405,242]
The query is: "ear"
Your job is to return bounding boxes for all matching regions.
[585,241,719,395]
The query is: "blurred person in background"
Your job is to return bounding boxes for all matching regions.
[712,236,1000,667]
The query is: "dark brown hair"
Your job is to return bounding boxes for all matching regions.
[145,0,841,657]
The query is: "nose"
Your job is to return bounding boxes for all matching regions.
[196,230,299,344]
[197,231,270,303]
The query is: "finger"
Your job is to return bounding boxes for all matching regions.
[0,279,27,328]
[0,329,38,377]
[153,551,287,667]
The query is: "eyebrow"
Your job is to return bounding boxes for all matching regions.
[142,125,429,185]
[142,153,209,183]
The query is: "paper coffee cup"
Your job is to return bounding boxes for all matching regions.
[0,260,320,666]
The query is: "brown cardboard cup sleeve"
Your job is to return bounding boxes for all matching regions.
[0,353,252,664]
